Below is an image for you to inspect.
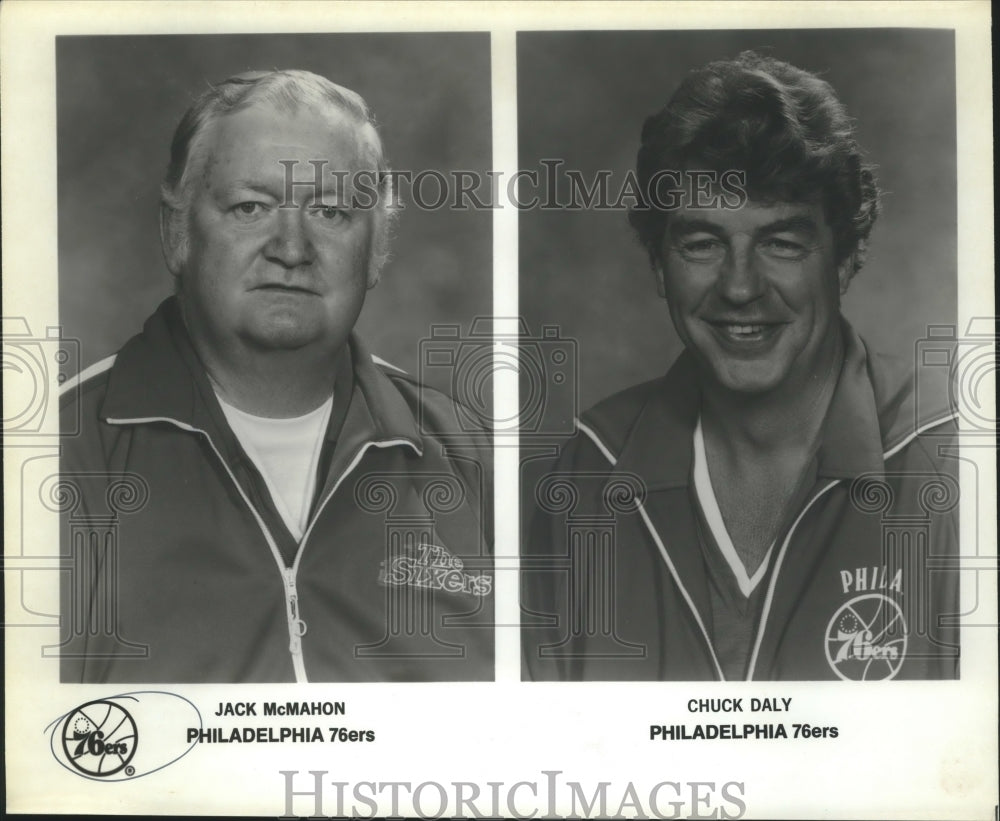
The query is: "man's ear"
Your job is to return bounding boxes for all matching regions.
[367,214,389,290]
[653,261,668,299]
[836,252,856,295]
[159,202,186,277]
[365,246,382,290]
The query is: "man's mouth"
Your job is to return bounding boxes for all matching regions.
[723,324,765,336]
[252,283,318,295]
[705,319,785,346]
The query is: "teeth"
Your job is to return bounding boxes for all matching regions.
[725,325,764,335]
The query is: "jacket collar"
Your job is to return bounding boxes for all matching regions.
[343,333,423,453]
[611,353,701,490]
[100,297,423,451]
[609,317,891,489]
[814,321,886,479]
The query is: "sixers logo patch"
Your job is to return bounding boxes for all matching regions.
[378,542,492,598]
[825,593,907,680]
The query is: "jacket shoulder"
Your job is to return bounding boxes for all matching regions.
[59,354,117,414]
[376,361,493,454]
[867,347,959,460]
[578,377,664,461]
[59,355,122,470]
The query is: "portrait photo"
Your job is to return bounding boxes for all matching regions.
[518,29,960,681]
[54,32,495,683]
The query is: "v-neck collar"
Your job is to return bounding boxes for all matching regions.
[692,417,775,598]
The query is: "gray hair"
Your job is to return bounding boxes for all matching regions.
[160,69,395,278]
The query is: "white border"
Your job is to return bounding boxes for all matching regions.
[3,2,995,818]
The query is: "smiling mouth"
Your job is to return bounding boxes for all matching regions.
[706,320,785,346]
[723,324,766,336]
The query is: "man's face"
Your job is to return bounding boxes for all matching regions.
[173,103,378,357]
[658,200,852,396]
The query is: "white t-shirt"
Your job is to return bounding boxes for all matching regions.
[216,394,334,541]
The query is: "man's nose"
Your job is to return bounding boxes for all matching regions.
[716,239,765,305]
[264,207,316,268]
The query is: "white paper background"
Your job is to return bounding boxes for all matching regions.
[3,2,996,818]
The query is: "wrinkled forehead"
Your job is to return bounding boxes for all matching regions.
[207,100,378,163]
[191,102,383,204]
[666,199,831,238]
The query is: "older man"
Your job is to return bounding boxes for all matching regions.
[59,70,492,682]
[523,52,959,681]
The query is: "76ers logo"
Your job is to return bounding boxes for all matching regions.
[824,594,907,680]
[61,700,137,776]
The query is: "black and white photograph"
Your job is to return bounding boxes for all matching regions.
[519,29,962,681]
[54,33,494,683]
[1,3,995,819]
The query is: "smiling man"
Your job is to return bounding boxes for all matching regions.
[59,70,492,683]
[522,52,960,681]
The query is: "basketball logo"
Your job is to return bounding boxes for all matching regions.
[61,699,138,777]
[824,593,908,680]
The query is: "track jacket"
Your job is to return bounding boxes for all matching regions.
[59,298,493,683]
[522,322,960,681]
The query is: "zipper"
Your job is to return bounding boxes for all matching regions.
[107,415,311,682]
[284,567,308,681]
[287,438,419,674]
[108,416,420,683]
[296,438,420,550]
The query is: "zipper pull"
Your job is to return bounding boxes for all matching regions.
[284,569,308,653]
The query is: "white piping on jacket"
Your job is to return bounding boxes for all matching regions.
[371,354,407,374]
[883,414,958,460]
[692,418,774,597]
[59,354,117,396]
[746,411,958,679]
[107,415,308,681]
[743,479,840,680]
[578,410,959,681]
[577,420,726,681]
[106,414,418,683]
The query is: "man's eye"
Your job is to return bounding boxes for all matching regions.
[759,237,809,260]
[676,238,726,261]
[232,202,268,221]
[311,205,348,222]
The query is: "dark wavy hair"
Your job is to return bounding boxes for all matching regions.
[628,51,880,276]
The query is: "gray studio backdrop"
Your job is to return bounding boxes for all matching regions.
[57,33,492,398]
[518,29,956,414]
